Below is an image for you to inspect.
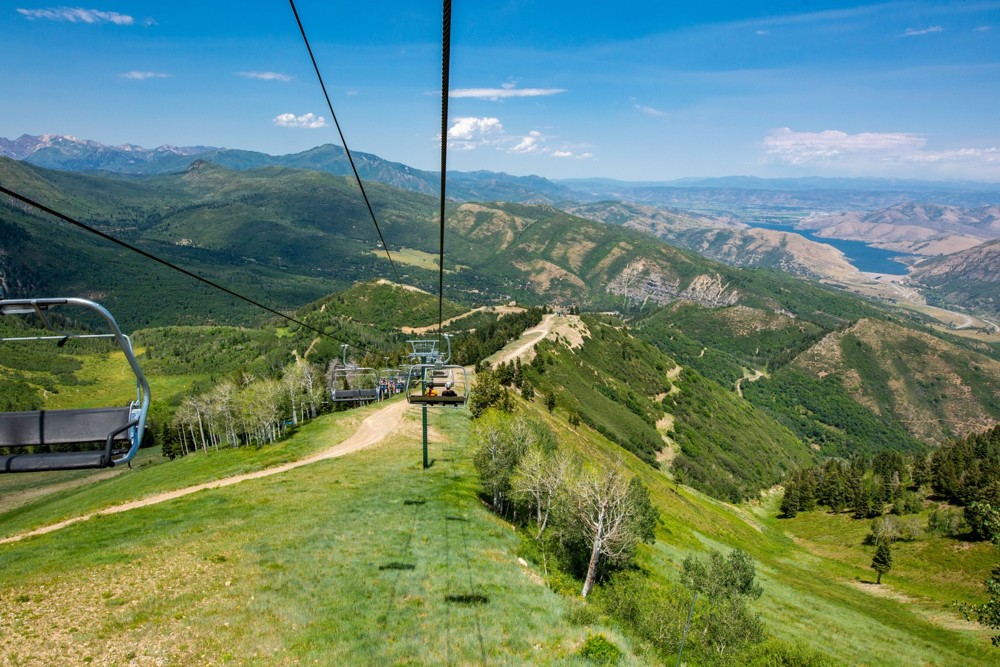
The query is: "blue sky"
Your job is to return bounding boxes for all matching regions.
[2,1,998,181]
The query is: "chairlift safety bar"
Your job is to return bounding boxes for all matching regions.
[0,297,151,467]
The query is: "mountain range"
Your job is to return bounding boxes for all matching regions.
[6,133,1000,208]
[4,133,1000,322]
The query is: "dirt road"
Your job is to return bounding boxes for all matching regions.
[0,399,408,545]
[401,305,526,335]
[487,314,556,366]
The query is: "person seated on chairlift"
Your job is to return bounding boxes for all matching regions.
[442,381,458,397]
[425,384,437,397]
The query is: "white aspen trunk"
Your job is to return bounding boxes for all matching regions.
[196,410,207,452]
[582,508,606,597]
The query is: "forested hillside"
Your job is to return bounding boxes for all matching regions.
[496,313,814,501]
[1,157,904,332]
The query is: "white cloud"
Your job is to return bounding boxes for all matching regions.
[763,128,925,164]
[755,30,769,36]
[903,26,943,36]
[510,130,544,154]
[634,103,668,118]
[237,71,292,82]
[450,86,566,101]
[447,117,503,149]
[119,71,170,80]
[899,147,1000,165]
[974,26,992,32]
[273,113,327,129]
[763,128,1000,175]
[17,7,134,25]
[447,117,591,159]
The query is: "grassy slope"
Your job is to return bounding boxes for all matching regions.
[0,402,365,540]
[515,396,996,665]
[1,391,995,664]
[0,405,640,665]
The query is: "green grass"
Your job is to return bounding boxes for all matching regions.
[2,389,996,664]
[0,403,639,665]
[37,349,204,410]
[511,393,997,666]
[772,504,995,605]
[371,246,470,273]
[0,402,373,539]
[0,448,165,515]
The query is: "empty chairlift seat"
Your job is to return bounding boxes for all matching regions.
[0,297,150,473]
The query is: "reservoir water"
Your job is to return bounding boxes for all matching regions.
[747,222,910,275]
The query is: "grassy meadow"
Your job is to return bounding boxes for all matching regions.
[1,367,997,664]
[0,404,638,666]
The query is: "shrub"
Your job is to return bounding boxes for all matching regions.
[927,506,964,537]
[735,638,842,666]
[579,633,622,665]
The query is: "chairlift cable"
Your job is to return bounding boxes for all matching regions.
[288,0,409,293]
[0,184,373,354]
[437,0,452,336]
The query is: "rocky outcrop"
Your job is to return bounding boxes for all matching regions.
[606,261,739,308]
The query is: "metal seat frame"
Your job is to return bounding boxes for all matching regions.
[329,344,381,404]
[404,334,467,407]
[0,298,151,473]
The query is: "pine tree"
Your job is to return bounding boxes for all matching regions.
[521,381,535,401]
[872,543,892,585]
[780,482,800,518]
[798,470,817,512]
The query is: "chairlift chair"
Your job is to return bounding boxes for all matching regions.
[378,368,406,397]
[404,335,467,406]
[329,344,381,404]
[0,297,151,473]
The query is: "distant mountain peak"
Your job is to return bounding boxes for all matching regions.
[0,133,219,164]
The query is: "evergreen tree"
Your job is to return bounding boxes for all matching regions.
[817,460,847,512]
[798,470,817,512]
[496,361,515,386]
[911,452,932,489]
[780,482,800,518]
[853,478,882,519]
[468,368,515,419]
[871,543,892,585]
[521,381,535,401]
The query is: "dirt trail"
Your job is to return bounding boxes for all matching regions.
[488,314,556,366]
[0,399,408,545]
[735,369,765,398]
[401,305,525,334]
